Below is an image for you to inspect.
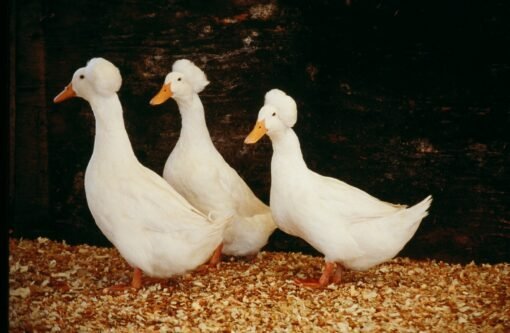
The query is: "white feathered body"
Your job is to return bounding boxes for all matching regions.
[163,93,276,257]
[269,128,432,271]
[85,94,227,278]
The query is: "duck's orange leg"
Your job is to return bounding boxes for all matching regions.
[208,243,223,266]
[131,267,143,289]
[331,264,343,284]
[103,267,143,293]
[196,243,224,273]
[295,261,336,288]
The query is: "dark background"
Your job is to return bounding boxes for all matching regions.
[9,0,510,264]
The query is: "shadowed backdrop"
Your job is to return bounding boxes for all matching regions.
[9,0,509,263]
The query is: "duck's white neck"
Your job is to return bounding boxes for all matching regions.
[269,127,308,170]
[89,94,137,163]
[175,94,214,148]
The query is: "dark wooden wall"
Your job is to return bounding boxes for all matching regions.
[9,0,510,263]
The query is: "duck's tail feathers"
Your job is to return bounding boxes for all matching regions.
[207,210,234,230]
[411,195,432,218]
[402,194,432,230]
[245,211,278,234]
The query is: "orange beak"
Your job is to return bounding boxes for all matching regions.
[150,83,173,105]
[53,83,76,103]
[244,120,267,144]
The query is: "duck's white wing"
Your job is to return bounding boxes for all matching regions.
[117,165,224,237]
[144,166,206,216]
[215,160,270,216]
[172,151,269,217]
[311,171,404,223]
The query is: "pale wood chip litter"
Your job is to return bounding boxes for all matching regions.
[9,238,510,332]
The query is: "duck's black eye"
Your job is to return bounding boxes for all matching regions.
[272,112,276,116]
[177,77,182,81]
[79,75,85,79]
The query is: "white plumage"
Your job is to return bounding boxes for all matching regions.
[171,59,210,93]
[84,58,122,96]
[245,88,432,288]
[54,58,229,289]
[150,59,277,258]
[264,89,297,127]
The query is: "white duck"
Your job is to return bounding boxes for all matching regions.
[245,89,432,288]
[53,58,229,289]
[149,59,276,259]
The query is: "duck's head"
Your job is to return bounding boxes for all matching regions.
[54,57,122,104]
[150,59,209,105]
[245,89,297,144]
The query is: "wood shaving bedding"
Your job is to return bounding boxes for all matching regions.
[9,238,510,332]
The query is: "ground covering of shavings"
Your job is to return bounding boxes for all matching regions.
[9,238,510,332]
